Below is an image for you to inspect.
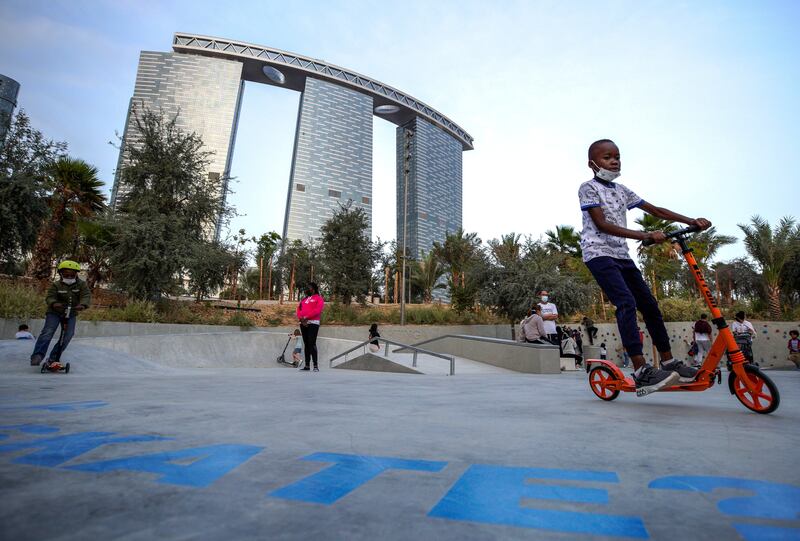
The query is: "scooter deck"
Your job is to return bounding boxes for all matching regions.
[589,360,718,394]
[40,362,70,374]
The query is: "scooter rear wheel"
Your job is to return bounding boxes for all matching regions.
[729,364,780,414]
[589,366,620,401]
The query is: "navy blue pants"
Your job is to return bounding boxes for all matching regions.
[585,257,670,357]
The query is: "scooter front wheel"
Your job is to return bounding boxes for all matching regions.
[729,364,780,414]
[589,366,620,401]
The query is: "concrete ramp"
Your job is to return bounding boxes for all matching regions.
[334,352,422,374]
[1,332,362,373]
[0,339,173,376]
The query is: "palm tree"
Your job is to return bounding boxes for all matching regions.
[635,215,681,292]
[28,158,106,279]
[738,215,800,319]
[489,233,522,268]
[411,251,446,303]
[544,225,581,258]
[432,228,482,287]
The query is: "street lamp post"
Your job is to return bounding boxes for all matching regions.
[400,128,414,326]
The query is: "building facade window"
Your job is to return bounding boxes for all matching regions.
[295,183,305,192]
[328,189,341,198]
[362,196,370,204]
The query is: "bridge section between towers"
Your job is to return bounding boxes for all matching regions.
[172,33,474,150]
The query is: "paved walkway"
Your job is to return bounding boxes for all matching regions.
[1,339,798,540]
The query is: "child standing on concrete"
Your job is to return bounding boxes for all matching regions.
[290,329,303,365]
[788,330,800,370]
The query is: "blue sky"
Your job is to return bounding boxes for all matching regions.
[1,0,798,263]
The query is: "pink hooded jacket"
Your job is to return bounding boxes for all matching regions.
[297,294,324,322]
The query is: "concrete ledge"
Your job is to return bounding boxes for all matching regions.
[402,335,561,374]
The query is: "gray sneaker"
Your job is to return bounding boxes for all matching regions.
[30,354,43,366]
[634,365,680,397]
[660,360,698,383]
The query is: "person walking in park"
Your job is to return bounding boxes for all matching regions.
[582,316,598,345]
[538,291,559,346]
[692,314,713,366]
[578,138,711,395]
[296,282,324,372]
[30,260,91,366]
[787,330,800,370]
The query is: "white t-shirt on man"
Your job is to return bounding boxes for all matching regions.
[538,302,558,335]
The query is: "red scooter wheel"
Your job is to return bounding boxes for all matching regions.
[589,366,620,401]
[729,364,780,414]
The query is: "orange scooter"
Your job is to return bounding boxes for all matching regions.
[586,225,780,414]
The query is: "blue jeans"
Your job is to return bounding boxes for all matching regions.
[586,257,670,358]
[31,312,76,362]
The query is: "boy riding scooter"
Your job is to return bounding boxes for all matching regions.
[30,260,91,369]
[578,139,710,395]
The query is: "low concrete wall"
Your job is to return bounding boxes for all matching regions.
[73,332,359,369]
[411,335,561,374]
[580,321,800,370]
[1,318,511,343]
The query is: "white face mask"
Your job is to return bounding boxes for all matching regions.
[541,296,549,302]
[591,160,621,182]
[62,278,76,285]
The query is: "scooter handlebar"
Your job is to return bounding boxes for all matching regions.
[641,224,702,247]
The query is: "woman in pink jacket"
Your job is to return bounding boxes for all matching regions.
[296,282,325,371]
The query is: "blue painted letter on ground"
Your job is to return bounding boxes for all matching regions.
[68,444,264,487]
[429,464,648,538]
[0,431,167,467]
[270,452,447,504]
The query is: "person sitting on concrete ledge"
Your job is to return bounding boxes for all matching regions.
[522,305,551,345]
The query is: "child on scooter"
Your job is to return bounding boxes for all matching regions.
[30,260,91,367]
[578,139,711,395]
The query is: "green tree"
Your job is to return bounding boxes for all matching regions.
[186,240,237,302]
[27,158,106,279]
[110,107,231,300]
[277,239,318,300]
[254,231,282,267]
[433,228,483,311]
[738,215,800,318]
[544,225,582,258]
[319,202,378,304]
[635,215,681,297]
[411,250,446,303]
[0,110,67,273]
[76,217,115,289]
[479,238,595,335]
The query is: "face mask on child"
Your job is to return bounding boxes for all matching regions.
[591,161,621,182]
[62,278,76,285]
[541,296,549,302]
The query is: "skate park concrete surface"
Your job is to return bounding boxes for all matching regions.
[1,333,799,541]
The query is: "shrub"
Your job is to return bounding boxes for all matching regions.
[0,281,44,319]
[226,311,254,328]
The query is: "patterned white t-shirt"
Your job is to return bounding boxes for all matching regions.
[578,178,645,262]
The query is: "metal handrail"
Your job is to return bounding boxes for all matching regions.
[392,334,559,353]
[328,337,456,375]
